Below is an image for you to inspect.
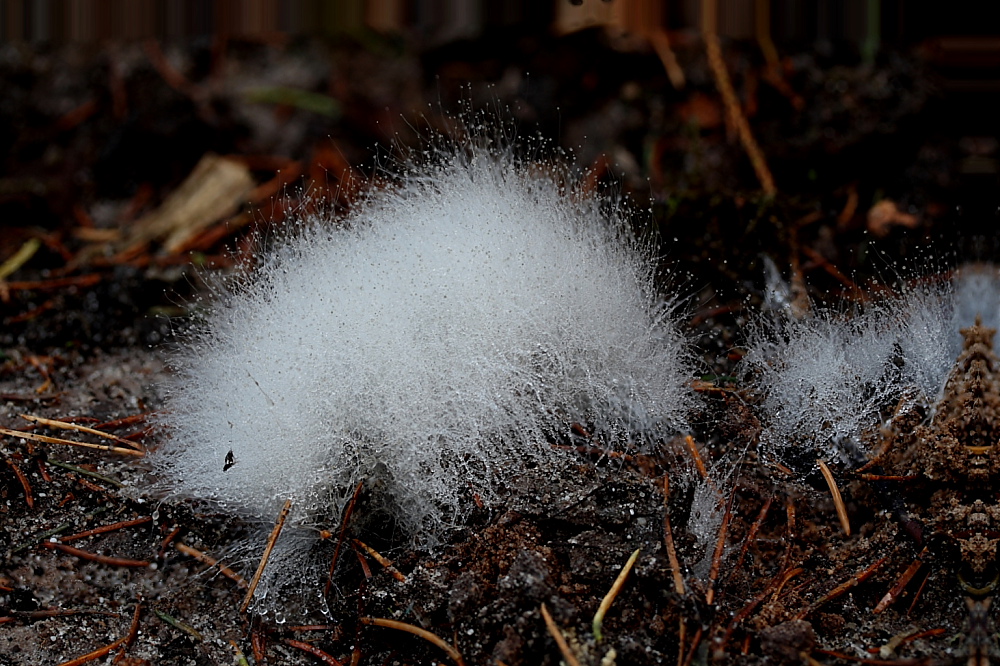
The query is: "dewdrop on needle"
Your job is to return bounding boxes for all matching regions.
[148,139,698,617]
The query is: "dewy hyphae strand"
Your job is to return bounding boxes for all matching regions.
[149,144,698,616]
[746,264,1000,469]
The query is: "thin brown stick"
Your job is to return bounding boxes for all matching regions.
[111,599,143,664]
[157,525,183,559]
[251,620,267,663]
[3,608,119,621]
[6,458,34,508]
[705,493,736,607]
[683,435,711,481]
[94,413,149,430]
[677,620,687,666]
[856,473,919,482]
[649,28,685,89]
[795,556,888,620]
[780,498,796,571]
[353,547,373,579]
[288,624,339,632]
[283,638,345,666]
[907,568,931,615]
[875,548,928,613]
[729,497,772,580]
[42,541,150,567]
[703,13,776,196]
[240,498,292,613]
[361,616,466,666]
[722,565,799,646]
[770,567,805,600]
[816,459,851,536]
[176,542,248,589]
[0,427,144,456]
[662,476,686,596]
[57,635,130,666]
[801,246,860,296]
[60,517,153,543]
[538,604,580,666]
[352,540,406,583]
[593,548,640,641]
[20,414,143,451]
[325,481,364,596]
[4,273,102,292]
[682,626,704,666]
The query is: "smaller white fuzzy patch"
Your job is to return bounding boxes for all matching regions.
[745,264,1000,468]
[149,146,696,616]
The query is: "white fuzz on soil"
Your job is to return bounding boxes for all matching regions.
[149,145,696,617]
[745,264,1000,468]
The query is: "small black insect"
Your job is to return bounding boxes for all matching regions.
[223,450,236,472]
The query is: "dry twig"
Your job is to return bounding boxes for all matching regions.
[42,541,150,568]
[60,516,152,543]
[703,0,776,196]
[20,413,143,451]
[283,638,345,666]
[0,427,144,456]
[816,459,851,536]
[176,542,248,589]
[360,616,466,666]
[240,498,292,613]
[352,539,406,583]
[539,604,581,666]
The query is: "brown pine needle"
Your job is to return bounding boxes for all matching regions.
[875,548,928,613]
[593,547,640,642]
[729,497,772,579]
[0,427,144,456]
[57,634,130,666]
[539,604,581,666]
[20,413,143,451]
[60,516,153,543]
[361,616,466,666]
[175,542,248,589]
[649,28,685,89]
[352,539,406,583]
[111,600,143,664]
[795,556,888,620]
[42,541,150,567]
[662,476,686,596]
[817,459,851,536]
[283,638,345,666]
[705,493,735,607]
[6,458,34,508]
[325,481,364,596]
[683,435,711,481]
[703,0,776,196]
[240,498,292,613]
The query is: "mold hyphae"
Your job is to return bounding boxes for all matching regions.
[745,262,1000,471]
[147,137,697,616]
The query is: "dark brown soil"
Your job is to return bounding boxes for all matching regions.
[2,22,999,666]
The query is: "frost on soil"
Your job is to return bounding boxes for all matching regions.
[147,144,698,617]
[745,264,1000,470]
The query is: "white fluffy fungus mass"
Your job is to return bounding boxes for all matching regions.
[745,265,1000,469]
[150,147,695,613]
